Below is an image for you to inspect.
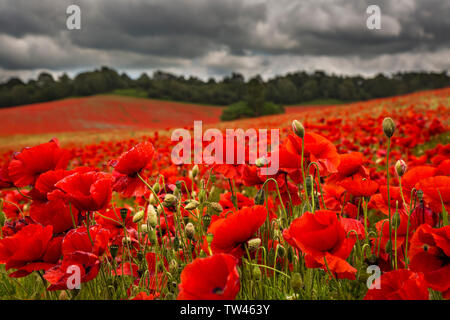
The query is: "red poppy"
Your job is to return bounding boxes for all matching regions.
[110,141,154,197]
[338,173,379,198]
[0,161,13,189]
[30,199,78,234]
[178,253,240,300]
[206,205,267,257]
[409,224,450,296]
[277,133,340,183]
[219,192,254,211]
[416,176,450,213]
[49,171,112,212]
[330,152,368,182]
[44,251,101,291]
[7,139,70,187]
[364,269,429,300]
[62,225,110,257]
[0,224,62,277]
[283,210,357,279]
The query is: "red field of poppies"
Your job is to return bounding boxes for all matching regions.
[0,88,449,300]
[0,95,224,136]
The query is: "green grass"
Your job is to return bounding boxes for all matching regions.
[285,98,348,107]
[108,88,149,98]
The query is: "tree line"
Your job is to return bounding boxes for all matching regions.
[0,66,449,108]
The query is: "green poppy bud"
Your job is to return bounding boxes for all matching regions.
[255,156,268,168]
[203,214,212,229]
[292,120,305,138]
[247,238,261,252]
[254,188,265,205]
[382,117,395,138]
[209,202,223,215]
[185,222,195,240]
[110,244,119,259]
[147,205,158,228]
[291,272,303,292]
[164,194,177,207]
[252,266,262,280]
[192,165,199,178]
[152,182,160,194]
[184,200,199,211]
[132,209,145,223]
[395,159,407,177]
[120,208,128,222]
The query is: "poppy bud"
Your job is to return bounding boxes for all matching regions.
[185,222,195,240]
[246,238,261,252]
[169,259,178,274]
[252,266,262,280]
[149,193,157,205]
[198,189,206,204]
[152,182,161,194]
[141,223,148,233]
[291,272,303,292]
[395,160,407,177]
[175,180,182,189]
[210,174,216,183]
[292,120,305,138]
[110,244,119,259]
[120,208,128,222]
[209,202,223,215]
[148,228,157,244]
[382,117,395,138]
[385,239,393,254]
[276,244,286,258]
[164,194,177,207]
[417,189,423,202]
[132,209,145,223]
[305,175,314,194]
[254,188,265,205]
[202,214,211,229]
[392,209,401,229]
[165,292,175,300]
[184,200,199,211]
[192,165,199,178]
[147,205,158,227]
[255,156,268,168]
[122,236,132,245]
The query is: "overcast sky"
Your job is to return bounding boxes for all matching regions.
[0,0,449,82]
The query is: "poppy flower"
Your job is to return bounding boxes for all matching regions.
[219,192,253,211]
[408,224,450,296]
[364,269,429,300]
[44,251,101,291]
[0,224,62,278]
[276,133,340,183]
[178,253,240,300]
[0,161,13,189]
[329,152,368,182]
[49,171,112,212]
[7,139,70,187]
[62,225,110,257]
[206,205,267,257]
[416,176,450,213]
[30,199,79,234]
[110,141,154,197]
[283,210,357,279]
[338,173,379,198]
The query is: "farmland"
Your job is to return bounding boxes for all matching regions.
[0,88,449,300]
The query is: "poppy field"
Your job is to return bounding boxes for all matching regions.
[0,88,449,300]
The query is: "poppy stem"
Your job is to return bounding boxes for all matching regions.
[386,137,393,267]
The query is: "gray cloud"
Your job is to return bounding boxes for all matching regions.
[0,0,448,81]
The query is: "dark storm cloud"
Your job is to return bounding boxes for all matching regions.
[0,0,448,80]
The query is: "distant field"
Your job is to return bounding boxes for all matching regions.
[0,95,224,136]
[1,88,448,151]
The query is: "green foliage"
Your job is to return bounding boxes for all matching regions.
[221,101,285,121]
[1,67,450,108]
